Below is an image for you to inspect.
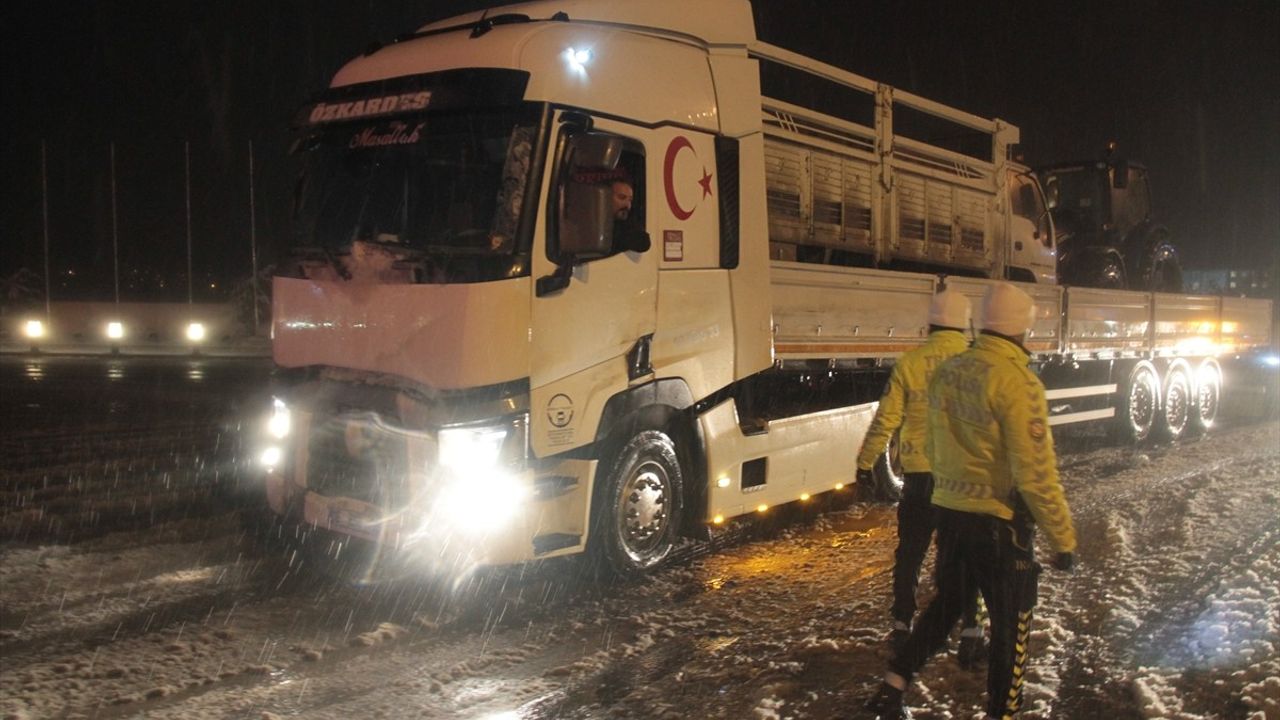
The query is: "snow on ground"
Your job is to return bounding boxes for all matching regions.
[2,410,1279,718]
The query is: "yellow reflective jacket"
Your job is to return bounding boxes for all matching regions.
[926,333,1076,553]
[857,330,969,474]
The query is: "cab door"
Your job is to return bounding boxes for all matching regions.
[1007,170,1058,284]
[528,113,658,457]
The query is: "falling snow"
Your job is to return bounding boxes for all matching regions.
[2,358,1279,719]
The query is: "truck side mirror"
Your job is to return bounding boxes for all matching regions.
[539,130,632,297]
[558,180,614,260]
[1043,177,1060,209]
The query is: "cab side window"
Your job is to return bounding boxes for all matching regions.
[551,128,646,264]
[1009,172,1051,247]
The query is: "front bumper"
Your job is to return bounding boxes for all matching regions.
[264,438,597,568]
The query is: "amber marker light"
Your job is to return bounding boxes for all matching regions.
[834,482,845,490]
[756,504,768,513]
[800,493,810,501]
[712,514,725,525]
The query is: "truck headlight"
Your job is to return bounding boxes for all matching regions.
[436,415,529,534]
[439,425,508,474]
[260,446,283,468]
[267,398,292,439]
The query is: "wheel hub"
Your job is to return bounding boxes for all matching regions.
[620,462,668,552]
[1131,378,1155,431]
[1198,376,1219,425]
[1166,383,1188,430]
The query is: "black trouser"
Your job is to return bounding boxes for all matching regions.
[890,507,1040,719]
[892,473,979,630]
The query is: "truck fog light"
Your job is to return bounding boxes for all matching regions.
[106,321,125,340]
[441,471,528,534]
[24,320,46,339]
[186,322,206,342]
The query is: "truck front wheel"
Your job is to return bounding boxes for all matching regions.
[590,430,685,576]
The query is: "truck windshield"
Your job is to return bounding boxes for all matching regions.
[1041,167,1107,237]
[291,105,544,283]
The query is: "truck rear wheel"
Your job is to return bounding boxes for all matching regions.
[1112,363,1159,444]
[1158,368,1191,441]
[590,430,685,576]
[1189,361,1221,434]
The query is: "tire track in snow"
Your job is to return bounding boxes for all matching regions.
[1040,429,1280,719]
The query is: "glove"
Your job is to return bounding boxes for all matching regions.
[1052,552,1074,572]
[855,468,874,488]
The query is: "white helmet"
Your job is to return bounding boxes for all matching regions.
[980,282,1036,337]
[929,289,972,330]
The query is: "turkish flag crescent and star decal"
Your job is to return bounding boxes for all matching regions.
[663,136,713,221]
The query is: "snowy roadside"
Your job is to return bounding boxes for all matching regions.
[1,421,1278,720]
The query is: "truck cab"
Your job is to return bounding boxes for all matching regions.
[1006,165,1057,284]
[266,1,774,574]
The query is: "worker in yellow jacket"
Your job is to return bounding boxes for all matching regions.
[855,288,982,663]
[868,282,1077,720]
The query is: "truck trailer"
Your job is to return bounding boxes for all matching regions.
[260,0,1274,576]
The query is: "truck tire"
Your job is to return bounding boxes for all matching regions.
[1128,229,1182,292]
[1158,367,1191,441]
[1112,363,1160,444]
[1088,253,1127,290]
[1189,360,1221,435]
[1145,245,1183,293]
[589,430,685,576]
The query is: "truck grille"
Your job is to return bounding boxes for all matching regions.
[306,414,412,508]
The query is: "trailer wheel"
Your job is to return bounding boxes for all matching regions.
[1113,363,1160,444]
[1159,368,1191,441]
[590,430,685,576]
[1189,361,1220,435]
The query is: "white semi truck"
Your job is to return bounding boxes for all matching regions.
[260,0,1274,575]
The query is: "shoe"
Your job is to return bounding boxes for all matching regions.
[864,682,911,719]
[957,634,987,671]
[887,621,910,655]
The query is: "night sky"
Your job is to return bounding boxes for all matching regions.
[2,0,1276,302]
